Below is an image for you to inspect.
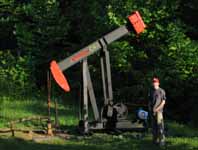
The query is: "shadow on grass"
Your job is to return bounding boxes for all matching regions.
[138,138,197,150]
[0,137,99,150]
[166,122,198,138]
[0,134,197,150]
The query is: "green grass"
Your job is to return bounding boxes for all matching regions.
[0,94,198,150]
[167,121,198,137]
[0,133,197,150]
[0,94,79,128]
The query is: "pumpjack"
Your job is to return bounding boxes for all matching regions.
[50,11,147,134]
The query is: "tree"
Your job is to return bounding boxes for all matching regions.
[14,0,70,86]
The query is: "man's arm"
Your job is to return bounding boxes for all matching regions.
[153,100,165,112]
[154,89,166,112]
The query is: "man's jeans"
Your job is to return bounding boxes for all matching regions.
[152,112,165,144]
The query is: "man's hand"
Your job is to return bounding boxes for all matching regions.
[153,100,166,113]
[153,108,158,113]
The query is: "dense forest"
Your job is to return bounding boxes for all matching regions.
[0,0,198,127]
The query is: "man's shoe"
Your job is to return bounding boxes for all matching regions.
[152,140,159,145]
[159,141,166,147]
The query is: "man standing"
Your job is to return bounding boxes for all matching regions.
[148,77,166,146]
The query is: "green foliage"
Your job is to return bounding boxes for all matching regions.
[164,22,198,79]
[15,0,70,53]
[0,50,32,94]
[14,0,70,84]
[110,41,134,72]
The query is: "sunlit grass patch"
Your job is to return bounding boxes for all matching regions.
[0,94,78,129]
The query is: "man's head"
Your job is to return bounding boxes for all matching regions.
[152,77,160,89]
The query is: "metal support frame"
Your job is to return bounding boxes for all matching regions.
[82,59,100,132]
[81,38,114,132]
[87,66,100,121]
[99,39,113,105]
[82,59,89,133]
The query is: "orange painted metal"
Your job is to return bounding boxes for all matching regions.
[70,49,90,62]
[128,11,146,34]
[50,60,70,92]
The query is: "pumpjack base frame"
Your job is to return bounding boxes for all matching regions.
[78,120,147,134]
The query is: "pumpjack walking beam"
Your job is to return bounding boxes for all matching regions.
[50,11,145,93]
